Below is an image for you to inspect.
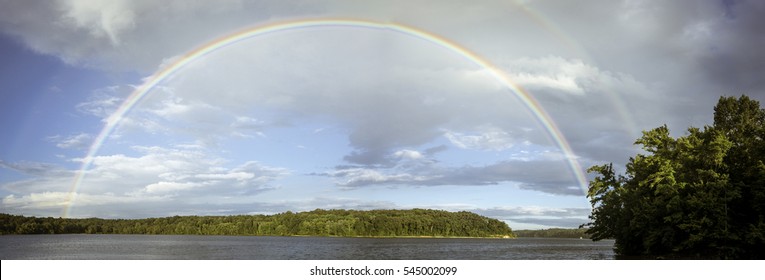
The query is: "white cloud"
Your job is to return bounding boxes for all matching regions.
[444,125,516,151]
[392,149,424,160]
[0,146,289,216]
[59,0,136,45]
[506,57,592,95]
[230,116,267,138]
[328,168,433,188]
[231,116,265,130]
[48,133,92,150]
[2,191,166,210]
[147,96,193,118]
[144,181,204,194]
[194,172,254,182]
[76,85,129,118]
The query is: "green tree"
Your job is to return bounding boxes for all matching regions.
[0,209,514,238]
[584,95,764,259]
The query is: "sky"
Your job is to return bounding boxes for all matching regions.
[1,0,764,230]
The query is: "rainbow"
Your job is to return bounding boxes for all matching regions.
[63,18,587,217]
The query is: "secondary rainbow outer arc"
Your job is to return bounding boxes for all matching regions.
[63,18,588,218]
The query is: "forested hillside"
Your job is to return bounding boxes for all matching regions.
[0,209,514,238]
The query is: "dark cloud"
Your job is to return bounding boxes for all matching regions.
[423,145,449,156]
[325,159,582,196]
[0,160,70,178]
[695,1,765,93]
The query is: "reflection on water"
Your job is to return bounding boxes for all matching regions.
[0,235,615,260]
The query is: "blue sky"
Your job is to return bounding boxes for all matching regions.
[1,0,764,229]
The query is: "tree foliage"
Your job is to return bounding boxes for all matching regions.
[583,95,765,259]
[0,209,514,238]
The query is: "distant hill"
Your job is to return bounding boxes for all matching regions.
[513,228,590,239]
[0,209,514,238]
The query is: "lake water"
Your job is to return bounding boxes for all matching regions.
[0,235,615,260]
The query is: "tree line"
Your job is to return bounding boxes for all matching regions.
[513,228,590,239]
[0,209,514,238]
[584,95,765,259]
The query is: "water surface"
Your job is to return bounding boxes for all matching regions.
[0,235,615,260]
